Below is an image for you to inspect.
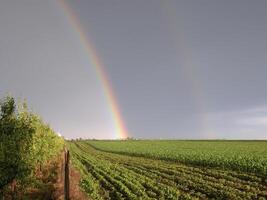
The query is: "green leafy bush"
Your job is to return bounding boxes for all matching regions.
[0,96,64,195]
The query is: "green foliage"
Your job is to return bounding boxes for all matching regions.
[30,116,64,169]
[88,140,267,176]
[0,96,64,193]
[0,96,35,189]
[0,96,15,118]
[68,140,267,200]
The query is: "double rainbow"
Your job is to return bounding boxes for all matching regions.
[58,0,128,139]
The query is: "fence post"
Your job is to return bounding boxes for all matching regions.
[64,149,70,200]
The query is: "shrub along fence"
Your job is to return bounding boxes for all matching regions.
[0,96,64,199]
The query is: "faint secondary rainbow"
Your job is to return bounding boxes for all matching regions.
[161,0,215,139]
[58,0,128,139]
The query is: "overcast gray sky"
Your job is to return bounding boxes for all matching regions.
[1,0,267,139]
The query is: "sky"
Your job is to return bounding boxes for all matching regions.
[0,0,267,139]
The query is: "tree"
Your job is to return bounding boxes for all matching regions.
[0,96,35,195]
[0,96,64,198]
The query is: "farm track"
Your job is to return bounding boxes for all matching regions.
[68,141,267,200]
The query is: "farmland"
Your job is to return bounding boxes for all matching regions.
[68,140,267,200]
[88,140,267,175]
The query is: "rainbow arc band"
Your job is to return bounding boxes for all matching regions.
[59,0,128,139]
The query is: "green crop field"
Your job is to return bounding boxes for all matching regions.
[68,140,267,200]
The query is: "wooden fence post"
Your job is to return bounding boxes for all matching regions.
[64,149,70,200]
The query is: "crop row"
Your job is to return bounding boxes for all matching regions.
[68,141,267,200]
[87,140,267,176]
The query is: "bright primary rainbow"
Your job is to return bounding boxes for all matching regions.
[58,0,128,139]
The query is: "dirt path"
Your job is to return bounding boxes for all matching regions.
[63,149,89,200]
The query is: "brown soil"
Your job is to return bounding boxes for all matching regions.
[51,153,89,200]
[26,153,65,200]
[1,153,89,200]
[51,152,65,200]
[68,167,90,200]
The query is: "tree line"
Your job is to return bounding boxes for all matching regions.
[0,96,64,198]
